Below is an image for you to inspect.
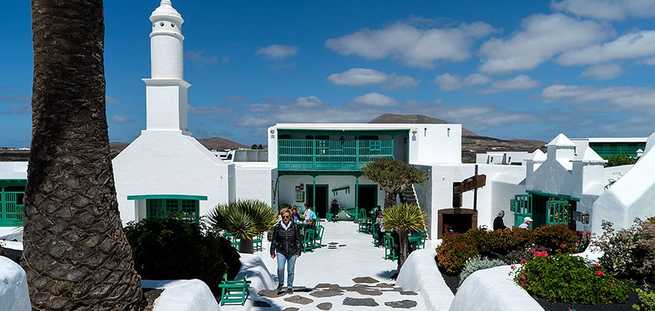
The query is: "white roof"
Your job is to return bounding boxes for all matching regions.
[577,147,606,164]
[272,123,458,131]
[531,149,547,162]
[547,133,576,147]
[0,162,28,180]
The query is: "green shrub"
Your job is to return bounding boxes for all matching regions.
[436,234,479,274]
[633,288,655,311]
[606,154,638,167]
[595,219,655,283]
[516,255,631,304]
[459,256,506,285]
[124,218,241,296]
[529,225,578,254]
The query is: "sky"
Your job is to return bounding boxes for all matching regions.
[2,0,655,147]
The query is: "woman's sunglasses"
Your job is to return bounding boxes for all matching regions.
[282,215,291,219]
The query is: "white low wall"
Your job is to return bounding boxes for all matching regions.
[143,279,219,311]
[0,256,31,311]
[449,265,543,311]
[397,248,453,311]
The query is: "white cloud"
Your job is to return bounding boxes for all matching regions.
[485,75,540,93]
[552,0,655,20]
[256,44,298,60]
[434,73,490,91]
[580,64,622,80]
[353,93,398,107]
[326,22,494,68]
[644,57,655,65]
[479,14,607,73]
[558,31,655,65]
[292,96,325,108]
[328,68,387,86]
[435,74,462,91]
[327,68,418,89]
[442,107,535,127]
[542,84,655,110]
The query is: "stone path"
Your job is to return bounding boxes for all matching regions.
[248,222,427,310]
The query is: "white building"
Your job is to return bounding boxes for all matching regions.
[475,151,532,166]
[112,0,229,225]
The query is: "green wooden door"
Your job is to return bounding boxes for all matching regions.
[546,198,571,225]
[1,191,24,227]
[510,194,532,228]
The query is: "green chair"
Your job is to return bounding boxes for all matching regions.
[383,233,398,261]
[218,272,251,306]
[314,224,324,248]
[408,231,427,250]
[223,232,240,249]
[252,234,263,252]
[302,228,316,252]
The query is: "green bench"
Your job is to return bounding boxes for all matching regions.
[218,272,251,306]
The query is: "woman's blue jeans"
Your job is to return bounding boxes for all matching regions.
[276,252,297,288]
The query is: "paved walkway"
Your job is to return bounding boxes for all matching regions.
[250,221,428,310]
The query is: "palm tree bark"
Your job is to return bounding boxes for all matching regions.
[25,1,144,310]
[396,229,409,272]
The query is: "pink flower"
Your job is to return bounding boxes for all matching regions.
[595,270,605,277]
[534,250,549,257]
[511,264,516,270]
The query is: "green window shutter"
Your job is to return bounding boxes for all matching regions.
[511,194,532,228]
[146,198,199,223]
[546,198,570,225]
[0,190,25,227]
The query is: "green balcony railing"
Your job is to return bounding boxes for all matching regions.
[278,139,394,171]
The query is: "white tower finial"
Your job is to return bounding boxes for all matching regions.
[143,0,190,133]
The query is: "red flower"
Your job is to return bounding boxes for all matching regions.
[534,250,549,257]
[595,270,605,277]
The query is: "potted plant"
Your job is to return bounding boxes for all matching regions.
[207,200,277,253]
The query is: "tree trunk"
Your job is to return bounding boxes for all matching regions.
[384,192,397,209]
[239,238,254,254]
[396,229,409,273]
[25,1,144,310]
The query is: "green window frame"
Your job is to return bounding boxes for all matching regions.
[546,198,570,225]
[145,198,200,223]
[0,181,27,227]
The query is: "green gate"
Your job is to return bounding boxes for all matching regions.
[1,191,25,227]
[546,198,570,225]
[510,194,532,228]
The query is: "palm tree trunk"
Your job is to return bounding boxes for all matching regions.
[384,192,396,209]
[239,238,254,254]
[396,229,409,272]
[25,1,144,310]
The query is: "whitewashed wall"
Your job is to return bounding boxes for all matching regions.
[229,163,274,206]
[113,131,229,225]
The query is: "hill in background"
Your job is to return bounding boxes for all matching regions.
[369,113,544,163]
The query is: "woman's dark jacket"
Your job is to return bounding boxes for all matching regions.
[270,221,302,257]
[493,216,506,230]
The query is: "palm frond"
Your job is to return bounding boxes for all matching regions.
[383,203,426,232]
[206,200,276,240]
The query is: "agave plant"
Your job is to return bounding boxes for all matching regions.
[383,203,426,271]
[207,200,277,253]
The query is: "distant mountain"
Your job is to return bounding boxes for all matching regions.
[197,137,245,150]
[370,113,477,136]
[370,113,545,163]
[108,136,245,158]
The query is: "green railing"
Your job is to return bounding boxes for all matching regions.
[0,191,24,227]
[278,139,394,171]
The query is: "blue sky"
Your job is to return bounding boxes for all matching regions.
[2,0,655,147]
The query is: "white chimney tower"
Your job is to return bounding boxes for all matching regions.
[143,0,190,133]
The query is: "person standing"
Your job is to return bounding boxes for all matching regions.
[493,210,507,230]
[329,199,340,222]
[303,203,316,225]
[270,208,302,294]
[518,217,533,229]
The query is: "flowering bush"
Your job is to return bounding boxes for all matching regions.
[458,256,505,285]
[436,234,479,274]
[594,219,655,283]
[515,255,631,304]
[529,224,578,254]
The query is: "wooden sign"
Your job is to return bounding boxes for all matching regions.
[454,175,486,194]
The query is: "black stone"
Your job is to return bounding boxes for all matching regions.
[317,302,333,310]
[253,300,272,307]
[385,300,418,309]
[258,289,284,298]
[400,291,418,296]
[352,276,379,284]
[283,295,314,305]
[376,282,395,288]
[310,289,344,298]
[283,308,299,311]
[343,297,379,307]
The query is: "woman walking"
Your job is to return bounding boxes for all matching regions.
[270,208,302,294]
